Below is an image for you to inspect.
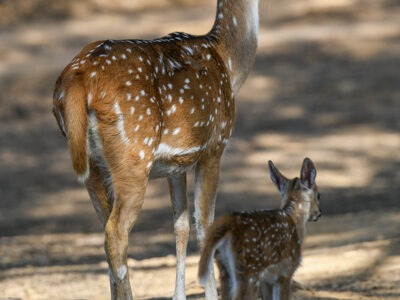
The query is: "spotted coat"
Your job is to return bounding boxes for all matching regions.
[198,158,321,300]
[53,34,234,179]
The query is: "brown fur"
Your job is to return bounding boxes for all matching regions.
[198,214,235,281]
[52,1,260,299]
[54,75,88,179]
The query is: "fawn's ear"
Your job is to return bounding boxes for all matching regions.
[268,160,289,196]
[300,157,317,189]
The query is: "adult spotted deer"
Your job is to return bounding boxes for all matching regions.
[198,158,321,300]
[52,0,259,299]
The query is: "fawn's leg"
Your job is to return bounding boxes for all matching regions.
[260,282,273,300]
[168,173,190,300]
[271,276,291,300]
[238,277,257,300]
[215,238,238,300]
[215,254,231,300]
[277,277,291,300]
[194,155,221,300]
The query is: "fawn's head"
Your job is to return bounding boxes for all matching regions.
[268,158,321,222]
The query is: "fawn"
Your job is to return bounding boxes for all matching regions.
[52,0,260,299]
[198,158,321,300]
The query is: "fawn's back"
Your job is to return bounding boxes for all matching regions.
[230,209,301,282]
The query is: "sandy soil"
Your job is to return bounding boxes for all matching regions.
[0,0,399,299]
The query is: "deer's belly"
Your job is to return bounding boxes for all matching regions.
[149,159,196,179]
[258,257,299,284]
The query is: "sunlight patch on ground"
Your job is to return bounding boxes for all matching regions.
[238,74,279,103]
[247,128,400,189]
[291,0,357,12]
[296,241,386,281]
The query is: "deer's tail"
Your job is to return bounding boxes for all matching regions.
[198,214,234,286]
[53,76,89,183]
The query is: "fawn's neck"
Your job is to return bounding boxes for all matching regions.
[283,198,309,244]
[209,0,259,94]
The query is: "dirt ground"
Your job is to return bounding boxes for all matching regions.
[0,0,399,299]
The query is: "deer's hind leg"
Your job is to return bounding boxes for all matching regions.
[103,157,149,300]
[168,173,190,300]
[85,160,113,227]
[99,129,154,299]
[85,160,120,294]
[84,112,115,227]
[194,155,222,299]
